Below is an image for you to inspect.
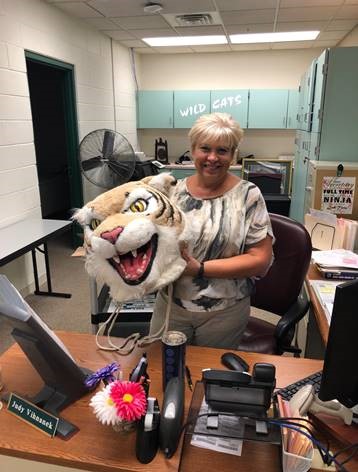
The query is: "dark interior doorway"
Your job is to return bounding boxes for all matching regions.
[25,53,83,222]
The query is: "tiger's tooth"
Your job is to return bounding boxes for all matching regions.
[143,254,147,261]
[113,255,120,263]
[131,249,137,258]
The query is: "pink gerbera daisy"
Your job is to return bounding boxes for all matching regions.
[109,381,147,422]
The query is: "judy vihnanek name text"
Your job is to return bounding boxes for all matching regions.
[11,398,55,430]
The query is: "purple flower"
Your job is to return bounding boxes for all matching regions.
[85,362,120,389]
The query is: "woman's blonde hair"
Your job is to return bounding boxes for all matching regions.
[188,113,244,154]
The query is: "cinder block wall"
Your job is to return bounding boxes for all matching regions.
[0,0,137,291]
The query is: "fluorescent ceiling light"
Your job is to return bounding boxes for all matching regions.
[230,31,320,44]
[142,35,227,46]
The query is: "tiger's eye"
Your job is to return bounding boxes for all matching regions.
[90,218,101,230]
[129,199,148,212]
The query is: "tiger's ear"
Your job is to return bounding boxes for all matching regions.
[141,172,177,196]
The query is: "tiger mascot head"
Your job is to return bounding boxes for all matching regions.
[73,173,193,302]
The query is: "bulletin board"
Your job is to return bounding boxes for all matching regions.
[313,168,358,219]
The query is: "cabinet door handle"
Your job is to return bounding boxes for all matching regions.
[283,116,286,127]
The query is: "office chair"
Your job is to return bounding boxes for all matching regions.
[238,213,312,356]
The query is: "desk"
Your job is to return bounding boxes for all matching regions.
[0,331,326,472]
[305,265,331,359]
[0,219,72,298]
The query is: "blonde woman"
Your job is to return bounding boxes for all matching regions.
[150,113,273,349]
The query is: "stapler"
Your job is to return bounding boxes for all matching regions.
[159,376,184,458]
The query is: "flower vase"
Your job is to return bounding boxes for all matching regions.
[112,420,137,434]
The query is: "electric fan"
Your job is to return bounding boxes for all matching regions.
[78,129,136,189]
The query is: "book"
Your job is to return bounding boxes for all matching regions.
[316,265,358,280]
[309,280,341,324]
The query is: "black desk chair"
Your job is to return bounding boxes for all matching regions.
[238,213,312,356]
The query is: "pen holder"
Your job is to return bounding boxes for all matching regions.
[281,430,313,472]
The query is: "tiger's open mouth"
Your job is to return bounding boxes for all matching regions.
[108,234,158,285]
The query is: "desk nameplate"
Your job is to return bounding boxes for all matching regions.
[7,393,59,437]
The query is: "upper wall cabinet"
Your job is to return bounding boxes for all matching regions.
[247,89,289,129]
[286,90,299,129]
[210,90,249,128]
[137,91,173,128]
[137,88,298,130]
[174,91,210,128]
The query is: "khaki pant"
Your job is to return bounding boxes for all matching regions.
[150,290,250,349]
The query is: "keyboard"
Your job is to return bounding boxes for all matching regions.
[275,370,323,401]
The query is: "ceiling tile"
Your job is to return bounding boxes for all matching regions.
[230,43,271,50]
[87,0,146,17]
[54,2,103,18]
[326,19,358,30]
[318,30,347,39]
[154,0,215,15]
[119,39,148,48]
[280,0,342,6]
[111,15,169,29]
[46,0,81,3]
[335,5,358,18]
[221,9,276,25]
[88,0,215,17]
[84,18,119,30]
[215,0,277,10]
[278,7,338,21]
[174,26,226,35]
[104,30,136,40]
[271,40,314,49]
[276,21,327,31]
[225,24,274,34]
[130,29,179,38]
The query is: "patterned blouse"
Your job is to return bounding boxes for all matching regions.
[171,177,273,312]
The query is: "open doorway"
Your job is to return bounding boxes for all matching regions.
[25,52,83,223]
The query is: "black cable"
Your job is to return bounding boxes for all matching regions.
[333,443,358,467]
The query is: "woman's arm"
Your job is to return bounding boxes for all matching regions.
[182,235,273,279]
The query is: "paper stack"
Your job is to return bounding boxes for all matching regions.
[312,249,358,280]
[304,210,358,252]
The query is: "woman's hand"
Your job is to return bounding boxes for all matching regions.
[181,248,201,277]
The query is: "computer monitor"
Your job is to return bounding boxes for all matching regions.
[0,275,92,435]
[318,279,358,408]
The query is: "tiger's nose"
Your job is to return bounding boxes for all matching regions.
[100,226,124,244]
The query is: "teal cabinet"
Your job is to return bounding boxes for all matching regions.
[290,130,310,222]
[302,61,316,132]
[137,91,173,128]
[173,91,210,128]
[311,51,328,133]
[248,90,288,129]
[286,90,299,129]
[291,47,358,223]
[210,90,249,128]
